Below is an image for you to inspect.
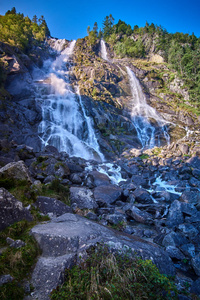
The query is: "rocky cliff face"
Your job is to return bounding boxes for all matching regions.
[0,37,199,159]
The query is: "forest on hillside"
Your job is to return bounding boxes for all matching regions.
[87,15,200,106]
[0,8,200,108]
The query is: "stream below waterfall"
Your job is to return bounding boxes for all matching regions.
[34,40,104,161]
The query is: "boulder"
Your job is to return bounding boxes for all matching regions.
[70,187,97,210]
[93,184,122,207]
[133,188,154,204]
[35,196,72,217]
[0,160,32,183]
[126,205,153,225]
[30,213,175,299]
[191,253,200,276]
[166,200,184,228]
[0,188,33,231]
[86,170,110,187]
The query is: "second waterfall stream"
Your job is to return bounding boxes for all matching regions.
[126,67,170,148]
[34,39,104,161]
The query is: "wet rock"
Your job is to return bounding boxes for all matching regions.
[35,196,72,217]
[93,184,122,207]
[0,188,33,231]
[86,170,110,187]
[70,187,97,210]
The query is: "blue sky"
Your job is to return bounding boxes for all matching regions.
[0,0,200,40]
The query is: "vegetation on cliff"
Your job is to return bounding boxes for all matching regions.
[99,15,200,106]
[0,7,50,52]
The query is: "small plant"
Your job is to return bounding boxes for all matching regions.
[50,245,178,300]
[139,154,149,160]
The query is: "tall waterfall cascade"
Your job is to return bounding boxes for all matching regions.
[100,40,109,61]
[35,40,104,161]
[126,67,170,148]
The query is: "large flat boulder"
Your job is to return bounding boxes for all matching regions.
[0,188,33,231]
[30,213,175,299]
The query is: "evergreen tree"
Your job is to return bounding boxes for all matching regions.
[102,14,114,39]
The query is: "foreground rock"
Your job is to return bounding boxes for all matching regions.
[0,188,33,231]
[30,213,175,300]
[0,160,32,183]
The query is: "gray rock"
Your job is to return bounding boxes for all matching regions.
[178,224,198,239]
[187,156,200,170]
[165,246,185,260]
[31,254,76,300]
[69,173,82,184]
[35,196,72,217]
[191,253,200,276]
[126,206,153,225]
[133,188,154,204]
[86,212,98,221]
[86,170,110,187]
[93,184,122,207]
[180,244,195,258]
[30,213,175,299]
[0,274,14,286]
[105,213,127,225]
[70,187,97,210]
[180,191,200,205]
[166,200,184,228]
[0,188,33,231]
[0,160,32,183]
[6,237,26,248]
[190,277,200,296]
[162,231,188,248]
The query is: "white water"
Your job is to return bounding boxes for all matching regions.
[100,40,109,61]
[126,67,170,148]
[152,176,182,195]
[35,40,104,161]
[85,162,125,185]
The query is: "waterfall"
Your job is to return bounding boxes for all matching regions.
[35,40,104,161]
[126,67,170,148]
[100,40,109,61]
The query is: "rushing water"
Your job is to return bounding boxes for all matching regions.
[126,67,170,148]
[100,40,109,61]
[35,40,104,161]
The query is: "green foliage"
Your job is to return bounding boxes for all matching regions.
[50,245,177,300]
[40,179,70,205]
[0,8,50,51]
[0,220,41,299]
[102,14,115,40]
[114,37,145,58]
